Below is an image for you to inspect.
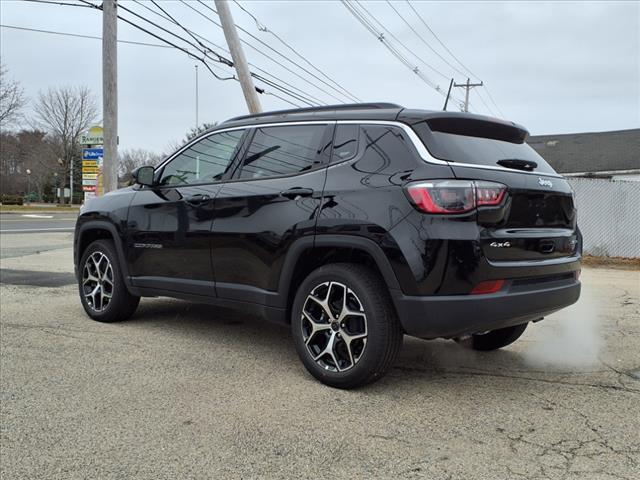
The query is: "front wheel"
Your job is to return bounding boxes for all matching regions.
[457,323,528,351]
[291,263,403,389]
[78,239,140,323]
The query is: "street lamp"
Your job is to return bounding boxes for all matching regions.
[26,169,32,203]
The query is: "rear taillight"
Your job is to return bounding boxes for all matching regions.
[406,180,506,214]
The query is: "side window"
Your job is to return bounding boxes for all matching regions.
[332,124,359,162]
[238,124,327,179]
[159,130,245,186]
[352,125,420,187]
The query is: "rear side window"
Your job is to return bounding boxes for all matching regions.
[238,124,327,179]
[332,125,359,162]
[414,118,556,174]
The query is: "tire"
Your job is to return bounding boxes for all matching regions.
[78,239,140,323]
[459,323,528,351]
[291,263,403,389]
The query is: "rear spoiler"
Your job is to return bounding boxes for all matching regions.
[398,110,529,144]
[427,117,528,144]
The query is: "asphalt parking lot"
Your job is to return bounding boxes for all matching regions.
[1,231,639,479]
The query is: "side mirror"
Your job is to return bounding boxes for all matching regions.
[132,166,155,187]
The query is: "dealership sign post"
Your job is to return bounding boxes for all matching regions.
[80,126,104,201]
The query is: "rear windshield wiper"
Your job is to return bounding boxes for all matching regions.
[497,158,538,172]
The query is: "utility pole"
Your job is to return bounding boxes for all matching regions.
[102,0,118,194]
[442,78,454,111]
[214,0,262,114]
[454,78,483,113]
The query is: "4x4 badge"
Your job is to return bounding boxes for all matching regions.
[490,241,511,248]
[538,177,553,188]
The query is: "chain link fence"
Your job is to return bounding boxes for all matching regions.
[567,178,640,258]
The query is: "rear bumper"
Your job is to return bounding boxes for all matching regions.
[392,280,581,339]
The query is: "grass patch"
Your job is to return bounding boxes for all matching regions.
[582,255,640,270]
[0,205,80,213]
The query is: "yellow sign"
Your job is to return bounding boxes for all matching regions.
[82,167,99,174]
[80,125,104,145]
[82,160,97,167]
[83,173,98,180]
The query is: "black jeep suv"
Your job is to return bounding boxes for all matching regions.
[74,103,581,388]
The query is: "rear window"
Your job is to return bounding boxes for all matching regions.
[414,118,556,174]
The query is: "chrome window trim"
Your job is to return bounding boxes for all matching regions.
[156,119,564,180]
[335,120,564,179]
[155,121,335,173]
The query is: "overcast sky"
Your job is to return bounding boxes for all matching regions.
[1,0,638,153]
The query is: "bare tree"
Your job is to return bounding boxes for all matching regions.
[118,148,161,183]
[185,122,217,142]
[33,86,98,203]
[161,122,218,158]
[0,129,57,200]
[0,65,27,129]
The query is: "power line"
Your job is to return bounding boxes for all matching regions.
[0,23,256,90]
[75,0,234,81]
[192,0,353,104]
[454,78,483,113]
[175,0,329,106]
[113,1,233,79]
[0,24,178,49]
[351,1,450,84]
[405,0,506,117]
[341,0,452,100]
[474,88,498,117]
[100,0,308,107]
[20,0,313,109]
[385,1,468,80]
[404,0,480,82]
[22,0,94,8]
[232,0,361,103]
[483,88,506,118]
[131,0,319,106]
[116,4,309,107]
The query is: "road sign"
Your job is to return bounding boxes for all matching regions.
[82,148,104,161]
[82,185,96,192]
[82,160,98,167]
[82,167,100,175]
[82,179,97,186]
[80,126,104,145]
[82,173,98,180]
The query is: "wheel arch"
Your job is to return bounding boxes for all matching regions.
[75,220,132,289]
[278,235,402,322]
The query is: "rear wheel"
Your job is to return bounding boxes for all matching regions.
[458,323,528,351]
[78,239,140,322]
[291,263,403,389]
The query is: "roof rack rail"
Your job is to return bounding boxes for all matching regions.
[224,102,404,123]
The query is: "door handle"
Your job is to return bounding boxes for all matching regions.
[280,188,314,199]
[184,193,211,205]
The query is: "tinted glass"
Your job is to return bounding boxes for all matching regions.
[414,121,555,174]
[332,125,359,162]
[160,130,244,186]
[336,125,419,188]
[239,125,326,179]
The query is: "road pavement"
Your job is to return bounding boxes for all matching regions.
[1,230,639,479]
[0,212,77,234]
